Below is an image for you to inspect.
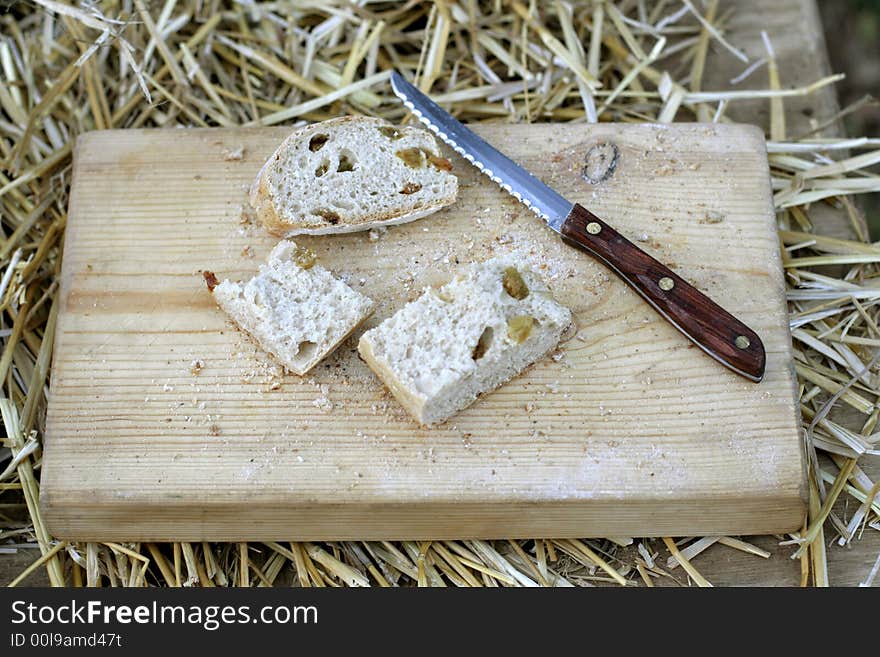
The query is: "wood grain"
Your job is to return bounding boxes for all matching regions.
[561,203,766,381]
[41,123,805,541]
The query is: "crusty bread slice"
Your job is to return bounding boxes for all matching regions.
[205,241,374,375]
[358,254,572,426]
[250,116,459,236]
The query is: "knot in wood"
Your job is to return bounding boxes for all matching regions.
[582,141,620,184]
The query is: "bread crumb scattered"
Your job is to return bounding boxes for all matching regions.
[203,271,219,291]
[703,210,724,224]
[368,226,387,242]
[223,146,245,161]
[239,204,256,225]
[209,424,221,436]
[312,383,333,411]
[653,161,678,176]
[190,359,205,375]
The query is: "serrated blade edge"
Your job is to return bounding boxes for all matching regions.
[390,72,572,231]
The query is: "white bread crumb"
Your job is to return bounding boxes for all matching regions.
[249,117,458,236]
[207,241,374,376]
[358,253,571,426]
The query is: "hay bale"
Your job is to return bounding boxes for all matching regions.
[1,0,878,587]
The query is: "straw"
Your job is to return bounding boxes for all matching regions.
[2,0,879,588]
[662,537,712,587]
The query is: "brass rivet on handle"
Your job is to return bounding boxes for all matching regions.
[658,277,674,291]
[735,335,751,349]
[586,222,601,235]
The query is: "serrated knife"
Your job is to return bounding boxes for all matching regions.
[390,71,765,382]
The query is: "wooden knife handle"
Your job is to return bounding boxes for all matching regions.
[560,203,766,382]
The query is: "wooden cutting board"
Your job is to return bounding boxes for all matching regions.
[42,123,805,541]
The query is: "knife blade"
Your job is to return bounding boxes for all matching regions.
[390,71,766,382]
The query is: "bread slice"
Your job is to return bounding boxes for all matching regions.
[205,241,374,375]
[250,116,459,236]
[358,255,572,426]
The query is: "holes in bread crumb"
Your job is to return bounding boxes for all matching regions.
[396,148,452,171]
[400,182,422,195]
[315,160,330,177]
[426,152,453,172]
[337,150,356,173]
[396,148,425,168]
[507,315,534,343]
[502,267,529,300]
[309,134,329,151]
[314,208,341,225]
[378,126,403,140]
[290,245,316,269]
[471,326,494,361]
[295,340,318,362]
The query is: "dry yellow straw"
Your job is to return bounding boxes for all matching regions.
[662,537,712,587]
[7,542,68,587]
[2,0,879,590]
